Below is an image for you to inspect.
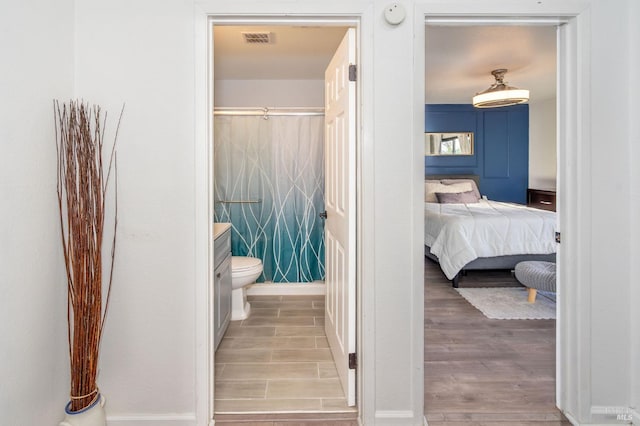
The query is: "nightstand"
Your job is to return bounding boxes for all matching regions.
[527,188,556,212]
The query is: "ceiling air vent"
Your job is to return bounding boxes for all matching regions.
[242,32,272,44]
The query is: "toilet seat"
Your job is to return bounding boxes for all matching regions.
[232,256,262,272]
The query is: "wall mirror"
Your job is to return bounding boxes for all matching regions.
[425,132,474,156]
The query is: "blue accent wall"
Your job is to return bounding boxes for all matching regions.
[425,104,529,204]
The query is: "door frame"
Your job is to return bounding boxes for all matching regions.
[416,3,592,424]
[197,15,364,425]
[194,3,594,425]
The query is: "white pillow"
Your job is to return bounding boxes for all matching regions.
[424,180,440,201]
[425,181,472,202]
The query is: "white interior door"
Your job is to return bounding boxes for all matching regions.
[324,28,356,406]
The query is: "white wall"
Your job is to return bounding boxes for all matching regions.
[371,1,423,420]
[215,79,323,107]
[529,98,557,189]
[0,0,74,423]
[588,0,632,416]
[628,0,640,420]
[2,0,638,425]
[72,0,198,421]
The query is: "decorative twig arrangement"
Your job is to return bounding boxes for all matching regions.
[54,100,122,412]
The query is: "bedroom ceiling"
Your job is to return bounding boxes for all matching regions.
[425,25,557,103]
[213,24,557,103]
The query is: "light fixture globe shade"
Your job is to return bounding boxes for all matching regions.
[472,88,530,108]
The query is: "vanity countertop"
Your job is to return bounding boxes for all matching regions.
[213,222,231,240]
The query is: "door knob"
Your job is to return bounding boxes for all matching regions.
[319,211,327,219]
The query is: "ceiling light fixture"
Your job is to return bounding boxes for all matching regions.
[472,69,530,108]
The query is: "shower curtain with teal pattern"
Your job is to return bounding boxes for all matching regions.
[214,115,325,283]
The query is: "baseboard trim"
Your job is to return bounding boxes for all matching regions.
[374,410,416,424]
[561,410,578,425]
[107,414,196,425]
[247,282,325,296]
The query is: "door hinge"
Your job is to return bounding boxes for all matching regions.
[348,352,357,369]
[555,232,561,244]
[348,64,357,82]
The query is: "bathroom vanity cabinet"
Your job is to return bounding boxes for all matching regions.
[213,224,232,351]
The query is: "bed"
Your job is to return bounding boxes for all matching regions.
[424,175,557,287]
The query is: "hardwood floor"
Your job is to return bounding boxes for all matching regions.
[424,258,570,425]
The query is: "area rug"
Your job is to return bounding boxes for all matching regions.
[455,287,556,320]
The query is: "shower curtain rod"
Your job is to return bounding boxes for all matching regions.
[213,107,325,117]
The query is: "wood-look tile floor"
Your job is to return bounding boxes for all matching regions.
[214,295,358,423]
[424,258,571,425]
[214,263,569,425]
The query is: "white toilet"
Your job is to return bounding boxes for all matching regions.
[230,256,263,320]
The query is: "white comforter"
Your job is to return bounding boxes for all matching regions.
[424,200,557,279]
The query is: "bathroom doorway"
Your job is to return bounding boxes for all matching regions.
[209,20,359,419]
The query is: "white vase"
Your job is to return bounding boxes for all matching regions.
[59,394,106,426]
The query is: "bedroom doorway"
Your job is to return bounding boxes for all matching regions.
[423,21,564,422]
[208,18,360,421]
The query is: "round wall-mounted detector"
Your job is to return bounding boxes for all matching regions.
[384,3,406,25]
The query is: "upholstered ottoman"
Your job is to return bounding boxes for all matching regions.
[514,261,556,303]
